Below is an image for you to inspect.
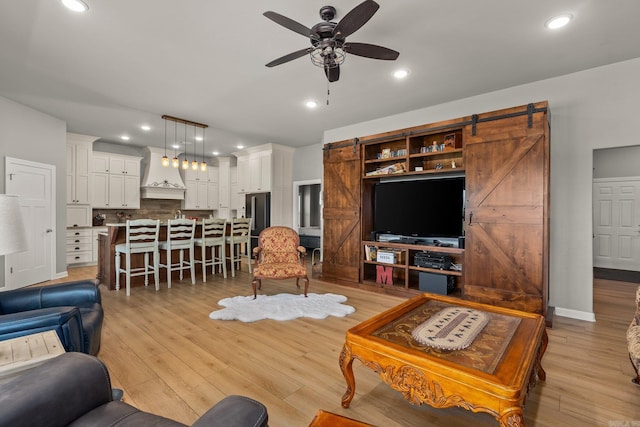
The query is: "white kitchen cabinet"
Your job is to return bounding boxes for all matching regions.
[236,150,274,193]
[66,228,92,265]
[92,152,109,173]
[182,164,218,210]
[66,138,92,204]
[66,205,92,228]
[236,156,250,193]
[92,173,109,207]
[91,152,141,209]
[108,174,140,208]
[66,133,97,228]
[232,144,293,226]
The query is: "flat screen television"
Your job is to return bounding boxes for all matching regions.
[373,177,465,240]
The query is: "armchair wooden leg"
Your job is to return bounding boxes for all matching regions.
[303,277,309,297]
[252,278,260,299]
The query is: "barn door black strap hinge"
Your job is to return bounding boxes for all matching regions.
[353,137,359,153]
[527,103,534,128]
[471,114,478,136]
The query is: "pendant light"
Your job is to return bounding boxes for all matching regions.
[181,122,189,170]
[161,118,170,167]
[200,127,207,172]
[191,124,198,171]
[172,121,179,168]
[160,115,209,170]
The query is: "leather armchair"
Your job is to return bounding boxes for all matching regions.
[0,352,269,427]
[0,280,103,355]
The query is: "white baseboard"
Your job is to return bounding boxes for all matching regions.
[53,271,69,280]
[554,306,596,322]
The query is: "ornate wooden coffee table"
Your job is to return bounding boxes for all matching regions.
[340,293,547,426]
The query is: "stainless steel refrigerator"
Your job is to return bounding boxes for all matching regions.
[245,192,271,253]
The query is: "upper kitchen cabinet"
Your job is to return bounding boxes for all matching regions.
[66,133,97,205]
[182,162,219,210]
[92,152,141,209]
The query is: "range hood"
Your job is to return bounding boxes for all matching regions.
[140,146,186,200]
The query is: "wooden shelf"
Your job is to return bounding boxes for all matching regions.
[362,241,464,293]
[409,148,463,160]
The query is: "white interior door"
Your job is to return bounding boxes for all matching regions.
[593,178,640,271]
[4,157,55,289]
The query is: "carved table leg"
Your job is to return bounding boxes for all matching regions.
[537,329,549,381]
[499,407,526,427]
[339,344,356,408]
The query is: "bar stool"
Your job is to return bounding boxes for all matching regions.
[158,218,196,287]
[193,218,227,281]
[225,217,252,277]
[115,219,160,296]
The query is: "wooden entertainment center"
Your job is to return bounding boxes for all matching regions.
[322,102,550,317]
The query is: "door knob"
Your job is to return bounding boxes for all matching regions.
[46,229,53,233]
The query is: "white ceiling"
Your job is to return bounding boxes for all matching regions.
[2,0,640,156]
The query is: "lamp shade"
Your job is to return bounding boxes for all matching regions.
[0,194,28,256]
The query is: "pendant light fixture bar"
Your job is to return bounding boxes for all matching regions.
[161,115,208,129]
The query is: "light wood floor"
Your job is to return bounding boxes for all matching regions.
[49,266,640,426]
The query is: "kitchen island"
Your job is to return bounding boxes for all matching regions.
[97,222,233,290]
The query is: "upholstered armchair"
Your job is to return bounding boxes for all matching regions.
[0,280,103,355]
[628,286,640,385]
[251,226,309,299]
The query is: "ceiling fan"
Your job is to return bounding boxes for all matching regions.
[264,0,399,82]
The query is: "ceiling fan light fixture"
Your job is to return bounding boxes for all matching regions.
[545,14,573,29]
[61,0,89,12]
[310,47,346,69]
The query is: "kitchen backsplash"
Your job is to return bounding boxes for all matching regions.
[92,199,213,224]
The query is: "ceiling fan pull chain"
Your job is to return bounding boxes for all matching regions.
[327,81,330,106]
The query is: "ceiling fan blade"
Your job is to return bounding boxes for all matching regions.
[333,0,380,39]
[324,65,340,82]
[345,42,399,60]
[266,48,311,67]
[263,11,319,40]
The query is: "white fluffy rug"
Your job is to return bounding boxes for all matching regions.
[209,293,356,322]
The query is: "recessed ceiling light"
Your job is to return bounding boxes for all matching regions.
[172,144,180,150]
[195,136,203,142]
[237,145,244,149]
[120,135,130,141]
[393,69,409,79]
[140,125,151,131]
[545,14,573,29]
[305,100,318,109]
[212,151,219,156]
[61,0,89,12]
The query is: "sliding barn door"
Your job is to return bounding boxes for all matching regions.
[322,142,361,283]
[463,103,550,315]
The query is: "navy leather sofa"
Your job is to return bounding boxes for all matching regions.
[0,352,269,427]
[0,280,103,355]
